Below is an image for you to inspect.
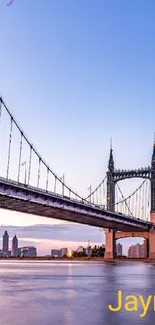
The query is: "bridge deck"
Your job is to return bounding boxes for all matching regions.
[0,177,152,232]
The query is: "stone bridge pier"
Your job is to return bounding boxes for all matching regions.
[104,229,117,259]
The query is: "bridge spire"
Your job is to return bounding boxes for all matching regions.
[107,137,115,210]
[108,137,114,171]
[152,132,155,163]
[110,137,112,150]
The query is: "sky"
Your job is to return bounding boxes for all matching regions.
[0,0,154,255]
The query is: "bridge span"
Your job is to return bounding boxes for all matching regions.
[0,177,151,232]
[0,97,155,259]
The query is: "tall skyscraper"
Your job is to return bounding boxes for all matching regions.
[11,235,18,256]
[3,231,9,255]
[116,243,123,256]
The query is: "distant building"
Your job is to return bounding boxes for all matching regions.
[116,243,123,257]
[61,248,68,257]
[3,231,9,256]
[141,243,144,257]
[19,248,28,257]
[11,235,18,256]
[128,243,144,258]
[135,243,144,258]
[19,246,37,257]
[51,249,61,257]
[128,245,135,257]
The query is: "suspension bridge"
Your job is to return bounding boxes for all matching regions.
[0,97,155,259]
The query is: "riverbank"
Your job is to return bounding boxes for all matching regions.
[0,256,155,262]
[0,256,104,261]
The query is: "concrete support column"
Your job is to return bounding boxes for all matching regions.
[149,231,155,258]
[143,238,149,258]
[104,229,116,259]
[149,213,155,259]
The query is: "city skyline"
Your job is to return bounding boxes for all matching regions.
[0,230,37,256]
[0,224,104,255]
[0,226,147,257]
[3,228,149,258]
[0,229,123,258]
[0,0,154,255]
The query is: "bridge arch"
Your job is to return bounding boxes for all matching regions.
[115,232,150,259]
[115,231,150,240]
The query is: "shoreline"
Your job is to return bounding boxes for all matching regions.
[0,257,155,262]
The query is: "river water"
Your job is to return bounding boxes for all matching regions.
[0,260,155,325]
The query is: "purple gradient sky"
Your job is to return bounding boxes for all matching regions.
[0,0,154,255]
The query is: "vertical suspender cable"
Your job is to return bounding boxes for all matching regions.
[37,158,41,188]
[18,133,23,182]
[28,145,32,186]
[46,167,49,191]
[6,117,13,179]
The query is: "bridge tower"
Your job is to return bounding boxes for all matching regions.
[104,141,116,259]
[149,138,155,258]
[107,140,115,211]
